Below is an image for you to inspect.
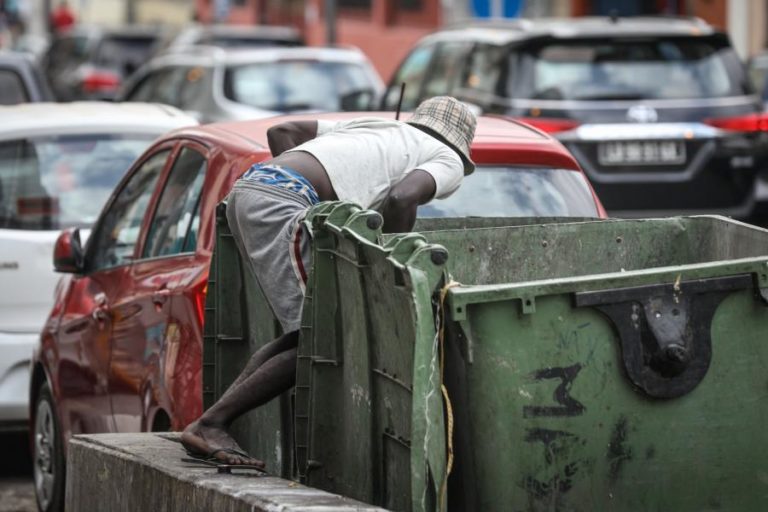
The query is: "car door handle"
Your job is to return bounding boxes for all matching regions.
[92,306,109,322]
[152,288,171,306]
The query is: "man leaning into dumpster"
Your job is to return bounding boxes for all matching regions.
[181,96,477,466]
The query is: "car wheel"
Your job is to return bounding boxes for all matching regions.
[33,382,65,512]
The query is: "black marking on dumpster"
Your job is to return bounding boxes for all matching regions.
[523,465,577,501]
[523,364,585,418]
[525,428,578,465]
[607,415,632,484]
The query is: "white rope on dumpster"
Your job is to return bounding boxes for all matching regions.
[438,279,460,511]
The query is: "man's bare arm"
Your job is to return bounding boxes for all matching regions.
[379,170,437,234]
[267,121,320,156]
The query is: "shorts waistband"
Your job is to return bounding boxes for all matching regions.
[239,163,320,205]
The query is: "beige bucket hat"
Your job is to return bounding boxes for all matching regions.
[407,96,477,175]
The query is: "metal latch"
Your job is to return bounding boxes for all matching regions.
[574,274,753,399]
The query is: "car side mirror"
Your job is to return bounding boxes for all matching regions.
[53,228,84,273]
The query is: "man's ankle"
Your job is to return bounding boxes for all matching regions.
[196,416,228,429]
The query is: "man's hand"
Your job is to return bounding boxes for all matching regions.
[267,121,320,156]
[379,170,437,233]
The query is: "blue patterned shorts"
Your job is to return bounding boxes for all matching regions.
[239,163,320,205]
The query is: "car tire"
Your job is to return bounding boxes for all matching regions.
[33,382,65,512]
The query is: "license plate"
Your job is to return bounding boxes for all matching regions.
[598,140,686,166]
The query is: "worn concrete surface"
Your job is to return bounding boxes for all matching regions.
[0,432,35,512]
[0,478,35,512]
[66,433,388,512]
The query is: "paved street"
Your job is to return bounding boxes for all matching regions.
[0,432,36,512]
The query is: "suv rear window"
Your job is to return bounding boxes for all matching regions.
[0,135,153,230]
[519,37,746,100]
[418,166,599,218]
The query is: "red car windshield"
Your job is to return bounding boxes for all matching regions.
[418,166,600,218]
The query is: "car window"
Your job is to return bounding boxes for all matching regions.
[150,68,187,106]
[462,44,506,95]
[126,66,211,110]
[142,147,207,258]
[177,66,211,110]
[0,69,28,105]
[748,61,768,100]
[382,44,436,110]
[417,166,600,218]
[422,42,472,99]
[88,150,169,271]
[521,38,744,100]
[124,70,164,102]
[0,134,156,230]
[224,61,373,112]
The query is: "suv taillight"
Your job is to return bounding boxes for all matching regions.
[704,113,768,132]
[82,71,121,94]
[515,117,581,134]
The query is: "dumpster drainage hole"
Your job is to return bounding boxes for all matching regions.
[457,307,463,313]
[672,308,680,316]
[525,299,532,306]
[616,236,623,243]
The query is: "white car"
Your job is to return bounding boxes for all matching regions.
[0,102,197,430]
[118,46,385,123]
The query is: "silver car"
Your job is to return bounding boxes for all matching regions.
[0,102,196,432]
[118,46,385,123]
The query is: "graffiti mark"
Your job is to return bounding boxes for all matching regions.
[523,463,578,500]
[523,364,586,418]
[522,428,587,501]
[607,415,632,483]
[525,428,577,465]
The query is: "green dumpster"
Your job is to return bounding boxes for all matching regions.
[204,201,768,511]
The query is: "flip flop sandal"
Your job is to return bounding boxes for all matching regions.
[181,457,267,475]
[183,447,266,473]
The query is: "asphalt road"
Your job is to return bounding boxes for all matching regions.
[0,432,36,512]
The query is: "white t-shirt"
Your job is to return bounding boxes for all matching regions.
[285,117,464,209]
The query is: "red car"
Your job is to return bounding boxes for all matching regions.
[29,113,605,511]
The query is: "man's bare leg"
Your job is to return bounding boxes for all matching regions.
[219,331,298,402]
[181,332,299,466]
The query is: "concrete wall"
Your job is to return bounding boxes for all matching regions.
[66,433,388,511]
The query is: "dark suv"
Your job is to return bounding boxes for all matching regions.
[383,17,768,218]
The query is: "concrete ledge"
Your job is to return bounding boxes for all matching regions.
[66,433,387,512]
